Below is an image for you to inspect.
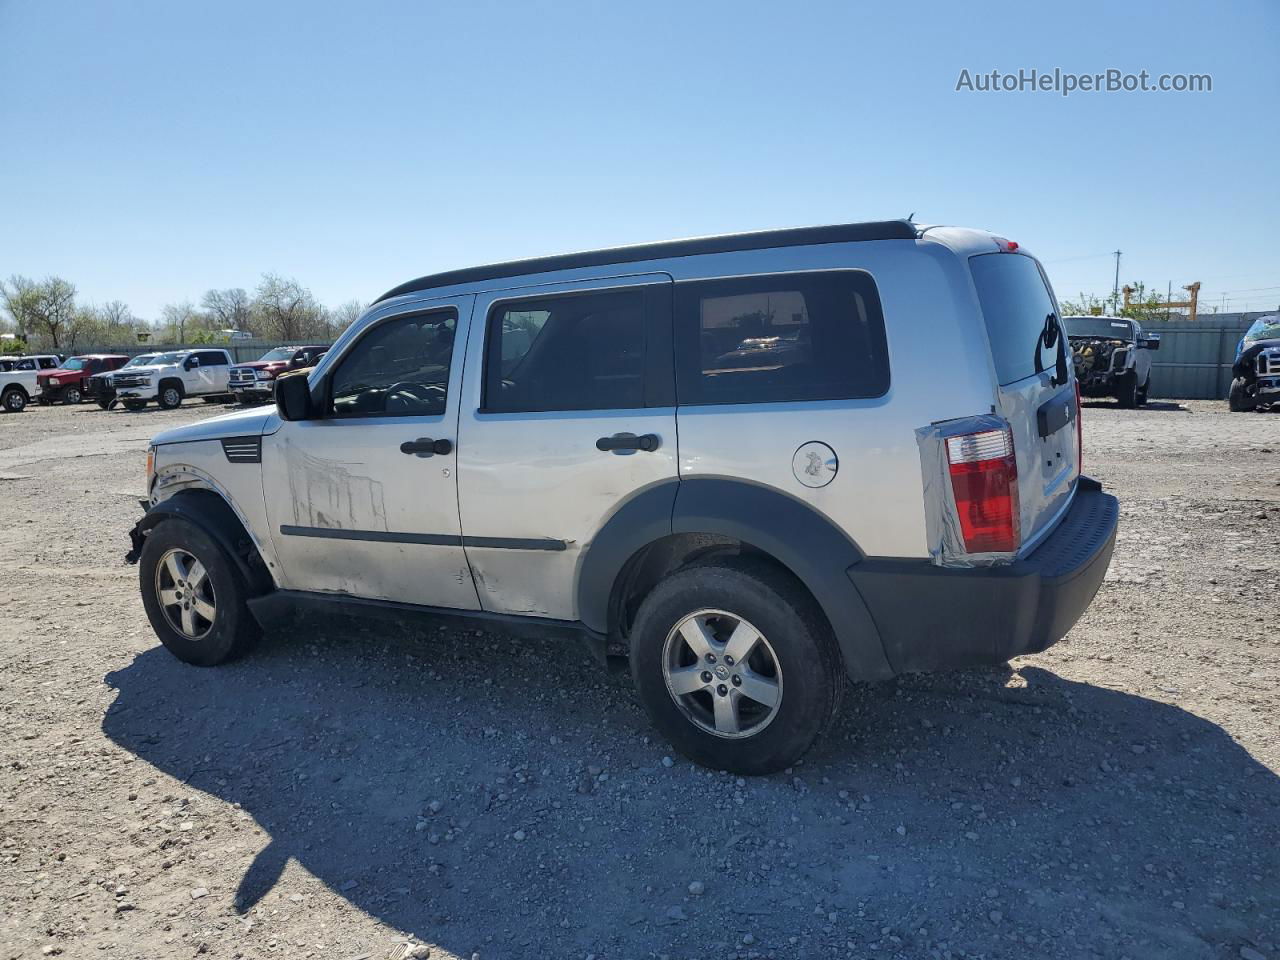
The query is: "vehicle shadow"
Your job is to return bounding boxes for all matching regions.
[103,618,1280,959]
[1082,399,1186,412]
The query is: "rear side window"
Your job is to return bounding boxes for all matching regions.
[197,351,229,366]
[674,270,888,405]
[970,254,1060,385]
[484,288,653,413]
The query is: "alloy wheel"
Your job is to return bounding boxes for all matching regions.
[661,608,783,739]
[154,548,216,640]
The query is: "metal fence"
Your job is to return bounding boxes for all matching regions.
[1142,317,1255,400]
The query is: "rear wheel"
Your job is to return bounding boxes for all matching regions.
[123,399,146,411]
[1,387,27,413]
[630,559,843,775]
[1228,378,1258,412]
[138,517,261,666]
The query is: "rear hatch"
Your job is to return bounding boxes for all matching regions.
[969,251,1079,553]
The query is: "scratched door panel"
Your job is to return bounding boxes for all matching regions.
[261,295,481,609]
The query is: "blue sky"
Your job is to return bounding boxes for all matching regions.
[1,0,1276,320]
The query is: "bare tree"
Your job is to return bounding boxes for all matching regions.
[201,288,252,334]
[252,274,324,341]
[26,277,78,350]
[0,275,40,341]
[159,301,199,343]
[327,299,365,337]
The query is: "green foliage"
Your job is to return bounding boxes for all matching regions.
[1,337,27,354]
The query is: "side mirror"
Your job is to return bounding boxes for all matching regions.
[275,371,315,421]
[1141,336,1161,351]
[184,357,200,369]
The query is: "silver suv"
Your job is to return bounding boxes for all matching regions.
[125,221,1119,774]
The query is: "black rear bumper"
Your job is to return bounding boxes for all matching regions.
[848,479,1119,674]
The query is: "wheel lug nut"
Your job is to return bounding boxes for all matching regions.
[731,675,741,686]
[705,653,716,663]
[701,671,713,683]
[724,655,734,666]
[717,684,728,696]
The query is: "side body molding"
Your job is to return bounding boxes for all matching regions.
[671,478,893,682]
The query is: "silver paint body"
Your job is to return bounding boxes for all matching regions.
[148,226,1080,621]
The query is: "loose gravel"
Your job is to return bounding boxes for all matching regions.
[0,398,1277,960]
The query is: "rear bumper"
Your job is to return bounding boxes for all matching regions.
[848,478,1119,674]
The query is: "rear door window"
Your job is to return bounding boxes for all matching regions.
[969,253,1060,385]
[484,287,657,413]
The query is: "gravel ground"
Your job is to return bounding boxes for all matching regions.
[1,398,1277,960]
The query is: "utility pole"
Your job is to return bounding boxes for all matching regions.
[1112,250,1122,313]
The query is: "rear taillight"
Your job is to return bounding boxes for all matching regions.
[946,427,1020,553]
[1074,380,1083,476]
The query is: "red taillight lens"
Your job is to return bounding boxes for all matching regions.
[946,428,1021,553]
[1074,380,1083,476]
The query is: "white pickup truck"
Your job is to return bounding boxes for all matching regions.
[0,355,62,411]
[111,349,234,410]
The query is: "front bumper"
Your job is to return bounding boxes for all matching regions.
[849,478,1119,674]
[230,383,273,402]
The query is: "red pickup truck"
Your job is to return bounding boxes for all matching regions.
[37,355,130,404]
[227,345,328,403]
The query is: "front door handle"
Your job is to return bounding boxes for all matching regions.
[400,438,453,457]
[596,433,660,453]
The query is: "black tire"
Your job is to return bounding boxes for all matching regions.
[629,559,844,775]
[1,387,27,413]
[157,381,184,409]
[1228,378,1257,413]
[201,396,221,404]
[63,386,82,405]
[1115,372,1138,408]
[123,400,146,411]
[1136,376,1150,406]
[138,517,261,666]
[96,398,112,410]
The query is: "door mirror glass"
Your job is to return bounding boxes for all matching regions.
[184,356,200,369]
[276,371,314,421]
[1140,335,1161,350]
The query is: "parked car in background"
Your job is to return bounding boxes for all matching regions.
[1,363,42,412]
[228,345,329,404]
[1062,316,1159,407]
[11,354,63,371]
[1229,314,1280,412]
[36,355,130,405]
[111,349,233,410]
[86,353,159,409]
[126,220,1119,774]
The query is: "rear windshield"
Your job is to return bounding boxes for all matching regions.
[1064,317,1134,340]
[970,253,1059,386]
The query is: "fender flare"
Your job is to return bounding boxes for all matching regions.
[125,490,273,594]
[577,477,893,682]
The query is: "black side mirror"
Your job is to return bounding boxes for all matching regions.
[184,357,199,370]
[276,372,315,421]
[1141,336,1161,351]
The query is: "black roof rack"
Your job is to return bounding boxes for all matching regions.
[376,220,919,303]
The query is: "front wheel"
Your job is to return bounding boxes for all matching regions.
[96,398,112,410]
[1136,376,1150,406]
[630,560,843,775]
[157,384,183,409]
[1229,378,1258,412]
[2,387,27,413]
[122,399,147,411]
[63,386,82,405]
[1115,372,1138,408]
[138,517,261,666]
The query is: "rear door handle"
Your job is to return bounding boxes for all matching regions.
[596,433,660,453]
[400,438,453,457]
